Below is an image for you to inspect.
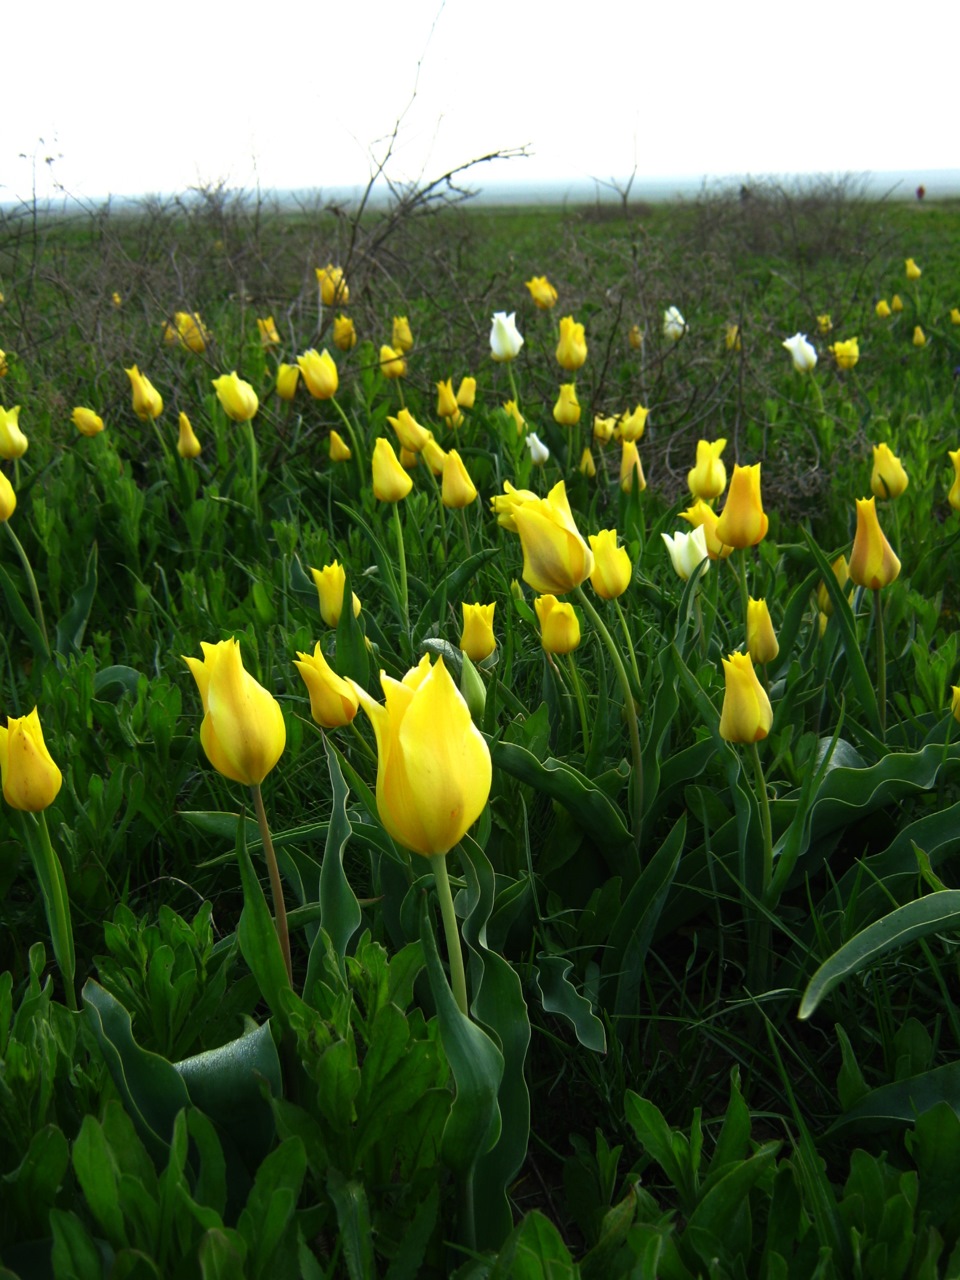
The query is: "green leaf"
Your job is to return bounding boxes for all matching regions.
[55,542,98,656]
[0,559,49,659]
[335,568,369,687]
[799,890,960,1019]
[235,811,295,1023]
[318,735,362,961]
[488,1210,578,1279]
[830,1064,960,1136]
[72,1114,127,1247]
[534,956,605,1055]
[326,1167,376,1280]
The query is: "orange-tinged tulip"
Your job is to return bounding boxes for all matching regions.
[556,315,587,371]
[333,315,357,351]
[715,463,768,548]
[460,602,496,661]
[311,561,361,627]
[294,643,359,729]
[212,371,258,422]
[442,450,477,508]
[349,654,492,857]
[526,276,558,309]
[535,595,581,654]
[183,639,285,785]
[747,598,779,665]
[329,430,351,462]
[72,407,104,438]
[849,497,900,590]
[297,349,338,399]
[0,708,62,811]
[687,438,727,500]
[125,366,163,421]
[511,480,594,595]
[719,652,773,743]
[372,437,412,501]
[177,412,202,459]
[871,443,908,500]
[588,530,632,599]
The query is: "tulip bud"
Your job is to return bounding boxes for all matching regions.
[715,463,768,549]
[456,376,477,409]
[951,310,960,327]
[293,643,359,729]
[311,562,361,627]
[459,652,488,723]
[257,316,281,348]
[687,438,727,500]
[556,316,587,371]
[436,378,459,419]
[891,295,903,313]
[526,433,550,467]
[460,602,496,662]
[379,345,407,379]
[662,526,710,581]
[817,315,833,335]
[746,598,779,665]
[817,554,849,615]
[372,437,413,502]
[905,258,922,281]
[875,299,891,318]
[0,708,62,811]
[553,383,581,426]
[125,366,164,420]
[388,408,431,453]
[329,431,351,462]
[442,450,478,508]
[782,333,817,373]
[490,312,524,362]
[422,434,447,476]
[177,412,202,459]
[620,440,646,494]
[952,686,960,724]
[0,470,15,521]
[526,276,558,309]
[830,337,860,371]
[392,316,414,354]
[719,651,773,744]
[871,443,908,500]
[913,326,927,348]
[628,324,643,350]
[503,401,525,436]
[73,407,105,438]
[0,349,7,377]
[588,529,632,599]
[276,363,300,400]
[316,264,349,307]
[579,448,596,478]
[298,348,339,399]
[111,292,122,308]
[725,324,741,351]
[949,448,960,512]
[849,496,900,590]
[333,315,357,351]
[212,371,259,423]
[535,595,580,654]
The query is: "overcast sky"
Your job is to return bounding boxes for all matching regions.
[4,0,955,206]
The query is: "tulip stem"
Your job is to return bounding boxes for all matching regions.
[874,588,887,739]
[506,363,520,412]
[391,504,409,635]
[613,597,642,699]
[4,521,51,659]
[28,812,77,1011]
[331,395,365,493]
[431,854,468,1017]
[458,506,473,558]
[735,548,750,643]
[748,743,774,905]
[564,653,591,757]
[244,419,260,522]
[575,586,643,867]
[251,783,293,986]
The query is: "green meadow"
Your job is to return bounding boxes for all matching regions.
[2,178,960,1278]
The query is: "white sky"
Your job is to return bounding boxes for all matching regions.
[4,0,956,205]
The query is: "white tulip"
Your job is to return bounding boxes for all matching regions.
[526,432,550,466]
[490,311,524,362]
[663,306,687,342]
[782,332,817,372]
[661,525,710,581]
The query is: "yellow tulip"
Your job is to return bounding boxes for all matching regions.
[848,497,901,590]
[333,315,357,351]
[871,443,908,499]
[490,481,539,532]
[0,349,8,377]
[503,400,525,435]
[951,309,960,326]
[442,450,478,508]
[1,405,29,459]
[952,686,960,724]
[372,437,413,502]
[588,530,632,599]
[316,264,349,307]
[680,499,733,560]
[111,291,122,308]
[687,438,727,500]
[72,407,105,438]
[719,652,773,744]
[556,315,587,371]
[460,602,496,661]
[620,440,646,494]
[593,415,616,444]
[392,316,414,354]
[422,434,447,476]
[329,430,351,462]
[875,299,891,318]
[511,480,594,595]
[905,258,922,281]
[311,562,361,627]
[949,449,960,512]
[388,408,431,453]
[0,708,62,811]
[618,405,649,443]
[182,639,286,786]
[436,378,459,419]
[349,654,492,857]
[0,470,15,521]
[125,366,163,421]
[257,316,281,347]
[294,643,359,729]
[276,363,300,401]
[817,314,833,334]
[535,595,580,655]
[725,324,742,351]
[715,463,768,548]
[913,326,927,347]
[297,349,338,400]
[579,448,596,478]
[830,337,859,370]
[212,371,258,422]
[177,412,202,459]
[380,345,407,379]
[526,276,558,309]
[746,598,779,665]
[553,383,581,426]
[817,554,850,615]
[165,311,208,354]
[891,295,903,313]
[456,376,477,409]
[628,324,643,350]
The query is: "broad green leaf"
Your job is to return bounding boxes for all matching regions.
[830,1064,960,1136]
[0,559,49,659]
[55,542,98,655]
[235,813,295,1023]
[534,956,605,1055]
[318,735,362,961]
[326,1168,376,1280]
[488,1210,578,1279]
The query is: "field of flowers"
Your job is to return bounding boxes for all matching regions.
[2,180,960,1277]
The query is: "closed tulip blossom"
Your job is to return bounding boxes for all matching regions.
[257,316,281,347]
[687,438,727,500]
[951,309,960,327]
[618,404,649,442]
[782,333,817,373]
[663,306,686,342]
[913,326,927,347]
[715,463,768,548]
[556,316,587,371]
[372,437,413,502]
[316,264,349,307]
[871,443,908,499]
[177,412,202,459]
[953,687,960,724]
[311,561,361,627]
[213,371,258,422]
[421,434,447,476]
[588,530,633,599]
[379,345,407,379]
[817,554,850,615]
[294,643,359,729]
[442,450,478,508]
[510,479,594,594]
[747,598,779,665]
[891,295,904,313]
[817,314,833,335]
[276,363,300,400]
[329,430,351,462]
[680,500,733,560]
[661,525,710,581]
[620,440,646,493]
[297,348,338,399]
[165,311,208,354]
[183,639,286,786]
[579,448,596,478]
[0,470,15,521]
[593,415,617,444]
[490,311,524,362]
[388,408,431,453]
[350,654,492,857]
[436,378,459,419]
[460,602,496,661]
[949,449,960,512]
[526,276,558,309]
[535,594,581,654]
[72,407,104,438]
[526,432,550,466]
[125,366,164,420]
[333,315,357,351]
[719,651,773,744]
[456,376,477,409]
[503,400,525,435]
[392,316,414,354]
[553,383,581,426]
[849,497,901,590]
[0,708,62,811]
[905,257,922,281]
[726,324,741,351]
[875,299,892,318]
[628,324,643,349]
[830,337,860,371]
